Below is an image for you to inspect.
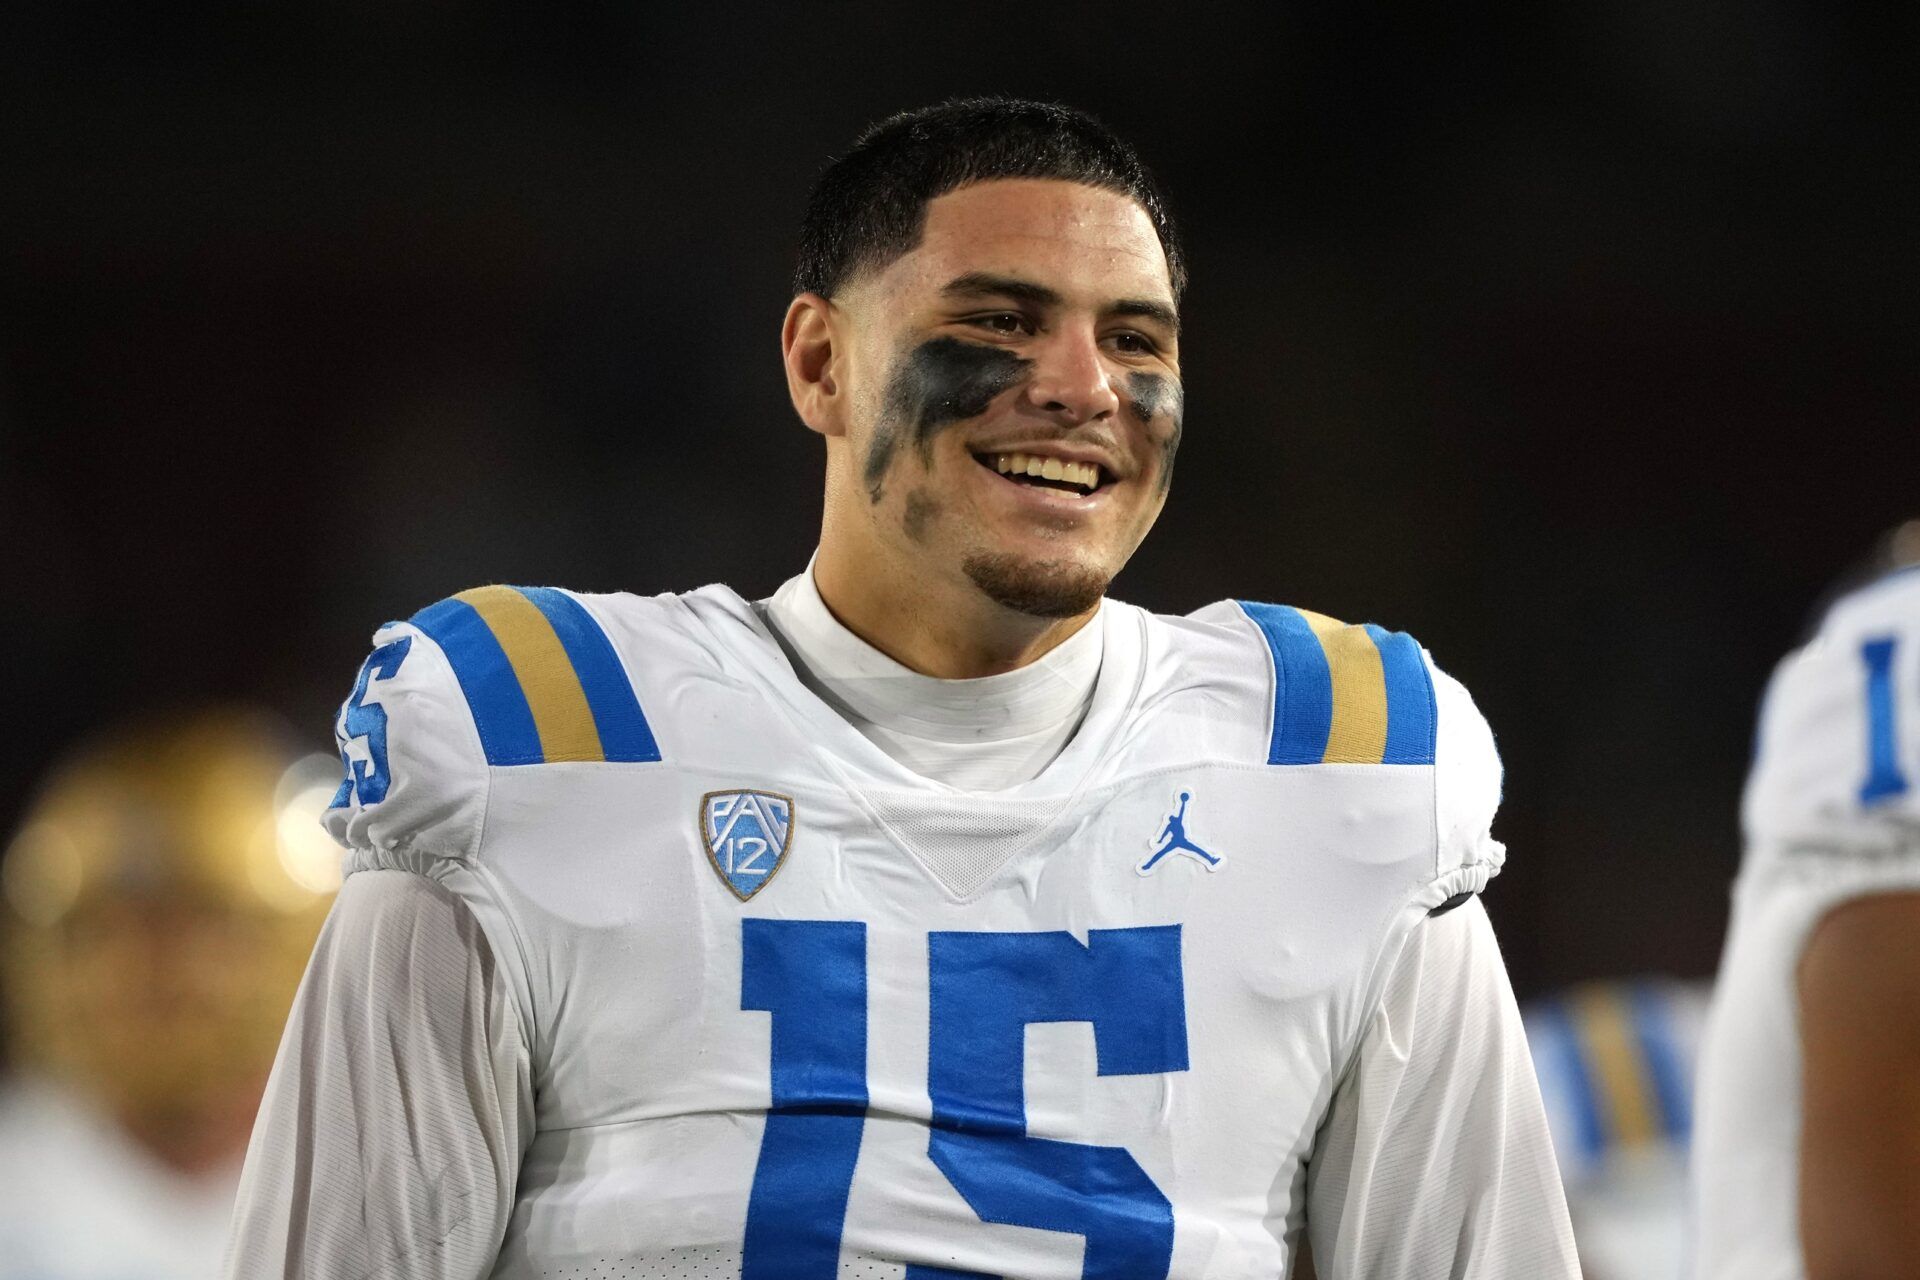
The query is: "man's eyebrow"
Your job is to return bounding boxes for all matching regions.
[942,272,1181,334]
[940,272,1062,307]
[1111,297,1181,334]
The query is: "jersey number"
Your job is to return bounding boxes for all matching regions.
[740,919,1188,1280]
[330,636,412,809]
[1860,636,1911,804]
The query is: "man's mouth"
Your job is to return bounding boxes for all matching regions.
[973,451,1109,496]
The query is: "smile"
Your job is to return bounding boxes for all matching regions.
[974,451,1109,496]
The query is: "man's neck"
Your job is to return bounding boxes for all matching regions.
[811,537,1096,679]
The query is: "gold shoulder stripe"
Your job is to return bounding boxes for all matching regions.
[455,585,606,763]
[1299,610,1389,764]
[1572,986,1658,1148]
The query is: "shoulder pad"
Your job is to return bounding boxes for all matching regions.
[1231,601,1437,765]
[322,585,664,862]
[1745,570,1920,850]
[406,585,661,766]
[322,615,485,862]
[1432,660,1503,878]
[1192,599,1503,896]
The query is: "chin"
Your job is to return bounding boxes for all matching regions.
[961,552,1111,619]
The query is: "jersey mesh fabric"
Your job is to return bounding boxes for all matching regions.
[222,870,533,1280]
[1305,897,1579,1279]
[522,1247,941,1279]
[863,789,1068,897]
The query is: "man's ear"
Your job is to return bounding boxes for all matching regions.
[782,293,844,438]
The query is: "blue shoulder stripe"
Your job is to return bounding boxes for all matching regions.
[1236,602,1334,765]
[515,587,662,763]
[1534,999,1607,1165]
[1364,624,1438,765]
[1237,601,1437,766]
[410,595,546,766]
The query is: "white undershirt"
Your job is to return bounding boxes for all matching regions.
[759,567,1102,792]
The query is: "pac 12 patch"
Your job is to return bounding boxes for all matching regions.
[700,790,794,901]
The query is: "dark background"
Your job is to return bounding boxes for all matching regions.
[3,2,1914,1000]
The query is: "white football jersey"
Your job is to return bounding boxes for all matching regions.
[228,581,1575,1279]
[0,1078,240,1280]
[1693,568,1920,1279]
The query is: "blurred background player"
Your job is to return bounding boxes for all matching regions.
[1693,520,1920,1279]
[1526,976,1709,1279]
[0,711,339,1280]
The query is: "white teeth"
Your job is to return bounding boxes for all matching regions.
[987,452,1101,493]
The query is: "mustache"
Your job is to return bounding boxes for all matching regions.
[965,427,1128,455]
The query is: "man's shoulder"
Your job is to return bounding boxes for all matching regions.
[387,583,716,766]
[1120,594,1505,895]
[1744,566,1920,859]
[1817,561,1920,637]
[1133,595,1452,769]
[323,582,752,864]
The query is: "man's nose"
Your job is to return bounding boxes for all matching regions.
[1023,327,1120,425]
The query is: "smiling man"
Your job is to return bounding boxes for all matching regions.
[224,99,1576,1280]
[794,173,1185,673]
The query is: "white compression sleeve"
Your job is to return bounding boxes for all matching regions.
[222,869,534,1280]
[1304,896,1579,1279]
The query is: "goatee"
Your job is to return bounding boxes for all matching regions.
[962,553,1109,619]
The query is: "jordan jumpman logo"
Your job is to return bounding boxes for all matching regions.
[1139,790,1221,874]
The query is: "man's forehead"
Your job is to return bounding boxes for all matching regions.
[887,178,1172,308]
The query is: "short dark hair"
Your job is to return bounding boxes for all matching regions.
[794,97,1186,302]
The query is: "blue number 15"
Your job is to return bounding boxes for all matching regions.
[741,919,1189,1280]
[330,636,412,809]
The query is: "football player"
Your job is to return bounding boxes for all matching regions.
[1693,521,1920,1280]
[1525,977,1709,1278]
[0,710,337,1278]
[225,98,1577,1279]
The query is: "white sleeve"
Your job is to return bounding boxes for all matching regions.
[222,869,534,1280]
[1304,897,1579,1279]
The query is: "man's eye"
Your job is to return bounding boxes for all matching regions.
[970,313,1031,335]
[1109,331,1157,355]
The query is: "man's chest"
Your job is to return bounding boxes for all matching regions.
[479,761,1434,1278]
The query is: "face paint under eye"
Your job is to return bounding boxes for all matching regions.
[864,337,1032,502]
[1127,371,1186,496]
[901,488,942,545]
